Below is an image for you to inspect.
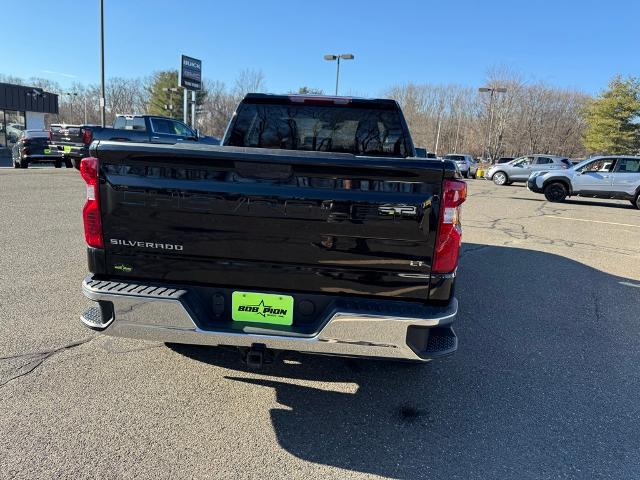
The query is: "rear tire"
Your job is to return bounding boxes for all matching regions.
[544,182,568,202]
[632,194,640,210]
[64,159,73,168]
[20,159,28,169]
[54,160,62,168]
[492,171,508,185]
[463,170,469,178]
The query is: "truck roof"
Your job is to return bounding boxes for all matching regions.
[243,93,400,110]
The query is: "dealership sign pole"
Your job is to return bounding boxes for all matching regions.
[179,55,202,127]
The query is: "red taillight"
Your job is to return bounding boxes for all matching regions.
[48,130,53,141]
[433,179,467,273]
[80,157,103,248]
[82,128,93,145]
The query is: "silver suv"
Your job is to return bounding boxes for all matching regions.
[486,154,572,185]
[528,155,640,208]
[443,154,478,178]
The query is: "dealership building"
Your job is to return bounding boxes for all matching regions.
[0,82,59,149]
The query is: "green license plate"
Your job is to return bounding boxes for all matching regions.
[44,149,51,154]
[63,145,72,153]
[232,291,294,325]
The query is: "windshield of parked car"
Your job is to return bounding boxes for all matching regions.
[227,102,410,157]
[445,155,467,161]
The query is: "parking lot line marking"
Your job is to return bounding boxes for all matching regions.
[545,216,640,229]
[620,281,640,288]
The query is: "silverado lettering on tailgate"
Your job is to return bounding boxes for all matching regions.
[110,239,184,251]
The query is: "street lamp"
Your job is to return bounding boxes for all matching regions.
[63,92,88,124]
[478,86,507,163]
[162,87,180,118]
[324,53,354,95]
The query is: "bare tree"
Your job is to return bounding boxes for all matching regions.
[1,67,589,156]
[197,80,237,138]
[385,69,588,159]
[233,68,266,100]
[106,77,147,119]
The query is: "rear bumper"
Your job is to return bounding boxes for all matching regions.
[81,276,458,362]
[50,144,88,159]
[23,153,64,161]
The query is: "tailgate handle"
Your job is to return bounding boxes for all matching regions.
[235,162,293,180]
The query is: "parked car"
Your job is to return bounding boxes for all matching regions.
[443,154,478,178]
[11,130,68,169]
[49,115,220,169]
[486,154,572,185]
[6,123,25,143]
[528,155,640,208]
[78,93,466,366]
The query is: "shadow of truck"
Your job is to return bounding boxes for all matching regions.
[169,244,640,479]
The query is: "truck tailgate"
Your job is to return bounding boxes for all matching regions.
[95,142,444,301]
[50,125,83,144]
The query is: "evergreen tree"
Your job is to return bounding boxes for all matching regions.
[146,70,206,122]
[584,76,640,154]
[296,86,324,95]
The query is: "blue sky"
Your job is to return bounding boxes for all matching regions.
[4,0,639,96]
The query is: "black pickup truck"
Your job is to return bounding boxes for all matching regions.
[49,115,219,168]
[79,94,466,366]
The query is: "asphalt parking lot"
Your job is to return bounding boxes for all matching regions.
[1,167,639,479]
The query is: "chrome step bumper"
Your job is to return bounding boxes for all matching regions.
[81,276,458,362]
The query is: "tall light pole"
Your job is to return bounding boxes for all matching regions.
[63,92,88,124]
[478,86,506,163]
[324,53,354,95]
[162,87,180,118]
[99,0,106,127]
[434,116,442,156]
[63,92,77,123]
